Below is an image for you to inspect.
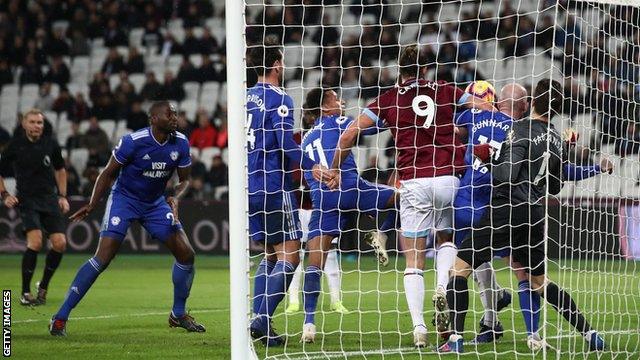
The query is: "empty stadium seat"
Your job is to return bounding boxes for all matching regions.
[200,82,220,112]
[69,148,89,175]
[57,118,73,145]
[179,99,198,120]
[184,82,201,101]
[113,121,130,143]
[2,177,16,195]
[71,56,90,83]
[129,74,146,93]
[101,120,117,140]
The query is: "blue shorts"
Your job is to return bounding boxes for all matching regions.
[249,191,302,244]
[453,199,509,258]
[308,179,395,239]
[100,192,182,242]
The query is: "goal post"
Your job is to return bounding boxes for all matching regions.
[227,0,640,359]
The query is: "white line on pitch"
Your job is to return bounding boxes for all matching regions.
[265,347,428,360]
[13,308,228,324]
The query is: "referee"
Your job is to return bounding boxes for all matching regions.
[441,79,606,353]
[0,109,69,306]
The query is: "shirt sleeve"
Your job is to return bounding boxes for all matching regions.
[50,139,65,170]
[178,139,192,168]
[0,140,16,171]
[112,135,135,165]
[337,116,382,136]
[272,94,316,170]
[363,95,389,128]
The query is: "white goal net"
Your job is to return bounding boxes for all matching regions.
[226,0,640,359]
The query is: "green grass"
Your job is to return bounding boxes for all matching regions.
[2,254,639,359]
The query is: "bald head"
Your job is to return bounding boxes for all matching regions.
[497,83,529,120]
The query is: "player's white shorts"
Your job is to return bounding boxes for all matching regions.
[398,175,459,239]
[298,208,338,245]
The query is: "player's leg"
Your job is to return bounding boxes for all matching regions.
[301,230,334,343]
[325,240,347,313]
[361,183,397,266]
[286,208,312,314]
[248,194,277,316]
[36,205,68,305]
[49,236,120,336]
[21,228,43,305]
[397,179,431,346]
[509,257,542,343]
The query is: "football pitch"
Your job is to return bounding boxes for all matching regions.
[2,254,638,359]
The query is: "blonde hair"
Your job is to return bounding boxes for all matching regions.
[22,109,44,121]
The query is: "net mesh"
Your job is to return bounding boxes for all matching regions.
[241,0,640,358]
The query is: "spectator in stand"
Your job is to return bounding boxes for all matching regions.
[81,167,99,197]
[64,158,81,197]
[45,27,70,57]
[125,46,145,74]
[206,154,228,190]
[86,11,103,40]
[142,20,163,48]
[69,92,90,122]
[183,3,203,28]
[0,59,13,89]
[199,28,219,55]
[140,71,162,101]
[189,110,217,149]
[104,18,128,47]
[69,29,90,56]
[160,71,185,101]
[52,87,75,114]
[26,38,47,66]
[213,105,228,148]
[65,122,83,153]
[177,56,199,84]
[160,33,183,57]
[81,116,110,155]
[45,56,70,86]
[9,36,26,66]
[198,55,218,82]
[185,177,206,200]
[177,110,194,138]
[91,82,116,119]
[20,55,43,85]
[35,83,55,111]
[126,100,148,131]
[114,81,137,119]
[101,47,125,76]
[89,72,108,103]
[182,28,201,56]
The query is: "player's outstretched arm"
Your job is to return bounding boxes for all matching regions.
[329,113,376,189]
[69,156,122,221]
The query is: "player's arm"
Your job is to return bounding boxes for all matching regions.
[563,160,613,182]
[69,156,122,221]
[329,113,377,189]
[52,140,70,213]
[0,141,18,208]
[166,165,190,222]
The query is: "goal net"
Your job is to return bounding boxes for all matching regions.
[227,0,640,359]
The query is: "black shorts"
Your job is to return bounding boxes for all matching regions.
[457,202,546,276]
[18,195,66,235]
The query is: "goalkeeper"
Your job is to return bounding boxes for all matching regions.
[442,79,610,353]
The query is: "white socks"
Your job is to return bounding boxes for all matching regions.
[324,248,341,304]
[436,242,457,293]
[404,268,425,328]
[288,249,304,303]
[474,261,499,326]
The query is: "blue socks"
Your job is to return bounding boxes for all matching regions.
[172,262,194,318]
[55,257,104,321]
[253,258,276,315]
[518,280,541,335]
[258,261,295,318]
[303,265,322,324]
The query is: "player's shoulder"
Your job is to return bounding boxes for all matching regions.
[324,114,350,126]
[130,128,150,141]
[174,131,189,143]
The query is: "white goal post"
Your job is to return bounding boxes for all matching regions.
[226,0,640,359]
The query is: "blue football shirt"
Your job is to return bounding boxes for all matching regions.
[455,109,513,209]
[111,128,191,203]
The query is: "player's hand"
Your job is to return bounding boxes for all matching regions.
[326,169,341,190]
[2,193,18,208]
[69,203,94,222]
[473,143,494,163]
[167,196,179,224]
[562,128,579,148]
[600,158,614,174]
[58,196,70,214]
[312,164,334,183]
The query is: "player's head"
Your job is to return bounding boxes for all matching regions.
[21,109,44,140]
[532,79,563,119]
[398,45,428,81]
[247,35,284,85]
[497,83,529,119]
[304,88,345,119]
[149,101,178,133]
